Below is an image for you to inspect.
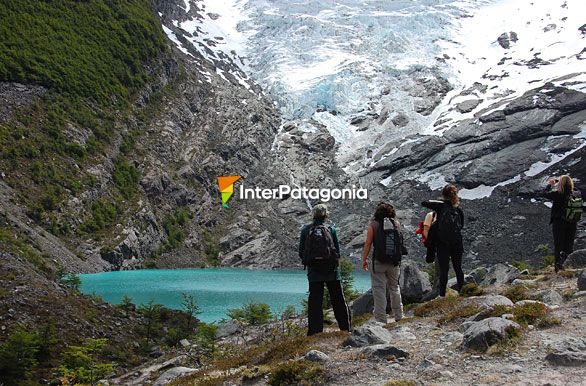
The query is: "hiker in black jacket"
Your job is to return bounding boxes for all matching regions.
[422,184,465,297]
[542,175,582,272]
[299,204,351,336]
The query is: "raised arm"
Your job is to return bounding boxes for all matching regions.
[422,199,445,211]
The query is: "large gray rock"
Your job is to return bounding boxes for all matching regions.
[480,263,521,286]
[343,322,392,347]
[305,350,329,362]
[566,250,586,269]
[400,259,432,303]
[153,367,197,386]
[351,289,374,318]
[578,270,586,291]
[462,317,521,352]
[215,320,240,339]
[535,289,563,306]
[361,344,409,359]
[545,337,586,366]
[461,295,514,309]
[545,351,586,366]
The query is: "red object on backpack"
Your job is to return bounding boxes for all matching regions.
[415,220,426,243]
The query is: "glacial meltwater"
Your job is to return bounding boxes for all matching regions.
[79,268,371,323]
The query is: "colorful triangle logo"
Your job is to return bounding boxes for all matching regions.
[217,175,241,208]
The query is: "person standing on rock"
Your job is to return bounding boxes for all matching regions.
[542,175,582,273]
[361,201,405,323]
[299,203,351,336]
[422,184,465,297]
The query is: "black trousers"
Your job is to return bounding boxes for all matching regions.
[437,242,464,297]
[307,280,351,336]
[552,220,577,269]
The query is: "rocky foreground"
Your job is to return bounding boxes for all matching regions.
[105,252,586,386]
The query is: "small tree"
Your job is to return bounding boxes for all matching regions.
[339,257,359,301]
[196,323,218,358]
[281,304,297,320]
[121,294,134,310]
[181,293,202,332]
[138,301,163,346]
[60,274,81,291]
[58,338,113,385]
[227,303,273,326]
[0,327,41,383]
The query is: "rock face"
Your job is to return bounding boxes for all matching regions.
[578,270,586,291]
[462,317,521,352]
[343,322,392,347]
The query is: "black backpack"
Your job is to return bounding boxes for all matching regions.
[303,224,339,271]
[374,218,404,266]
[435,205,462,245]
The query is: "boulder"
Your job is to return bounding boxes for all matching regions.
[535,289,563,306]
[305,350,329,362]
[545,351,586,366]
[462,317,521,352]
[361,344,409,359]
[179,339,190,348]
[400,259,432,303]
[566,250,586,269]
[215,320,240,339]
[391,112,410,127]
[440,331,464,345]
[343,322,392,347]
[578,270,586,291]
[480,264,521,286]
[461,295,514,309]
[153,367,198,386]
[468,267,488,283]
[351,289,374,318]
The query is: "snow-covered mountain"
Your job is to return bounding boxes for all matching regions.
[159,0,586,265]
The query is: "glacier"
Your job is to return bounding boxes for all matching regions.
[163,0,586,199]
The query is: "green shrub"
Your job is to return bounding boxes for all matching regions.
[437,305,482,325]
[60,274,82,291]
[113,160,140,198]
[414,296,462,317]
[501,284,534,303]
[165,328,186,347]
[0,327,41,384]
[227,303,273,326]
[384,380,417,386]
[137,301,163,346]
[511,259,532,272]
[162,207,193,251]
[196,323,218,358]
[79,198,120,233]
[267,361,327,386]
[459,283,484,297]
[57,338,114,385]
[541,255,555,269]
[513,302,560,328]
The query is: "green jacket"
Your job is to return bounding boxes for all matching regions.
[299,219,342,282]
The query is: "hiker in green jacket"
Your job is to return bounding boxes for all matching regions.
[299,204,351,336]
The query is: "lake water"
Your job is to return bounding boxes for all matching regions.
[79,268,371,323]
